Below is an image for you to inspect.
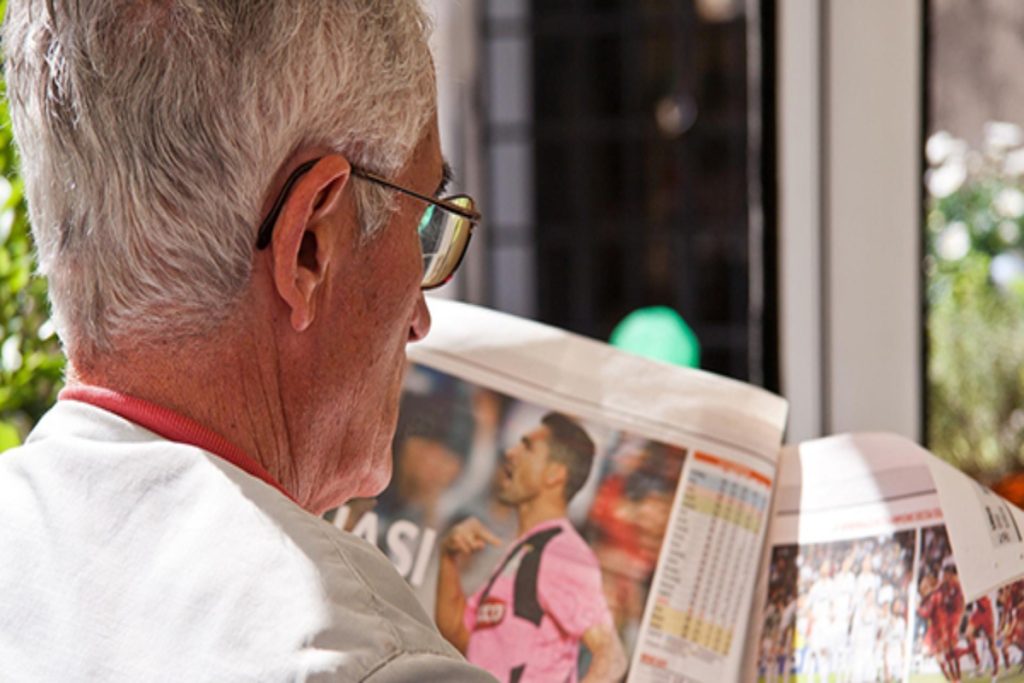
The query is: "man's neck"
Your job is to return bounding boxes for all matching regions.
[515,496,566,537]
[66,314,307,505]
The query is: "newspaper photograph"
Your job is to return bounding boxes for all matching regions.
[911,525,1024,683]
[754,434,1024,683]
[756,532,916,683]
[327,361,697,681]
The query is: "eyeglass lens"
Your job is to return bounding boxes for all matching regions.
[419,196,474,290]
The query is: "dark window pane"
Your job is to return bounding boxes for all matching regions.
[482,0,770,384]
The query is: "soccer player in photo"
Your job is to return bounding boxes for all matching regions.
[960,595,1000,679]
[435,413,627,682]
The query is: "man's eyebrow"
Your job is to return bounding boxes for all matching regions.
[435,161,453,197]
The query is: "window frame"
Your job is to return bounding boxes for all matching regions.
[778,0,924,442]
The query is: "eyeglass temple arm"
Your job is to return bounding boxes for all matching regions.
[350,166,482,222]
[255,158,318,250]
[256,159,482,251]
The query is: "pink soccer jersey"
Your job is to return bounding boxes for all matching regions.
[464,518,614,683]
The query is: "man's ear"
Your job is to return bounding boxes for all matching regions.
[268,155,352,332]
[544,460,569,490]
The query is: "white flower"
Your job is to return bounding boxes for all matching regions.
[985,121,1023,152]
[37,319,56,341]
[991,251,1024,289]
[926,131,963,166]
[1,336,22,373]
[1005,148,1024,176]
[936,221,971,261]
[998,220,1021,245]
[995,188,1024,219]
[927,159,967,198]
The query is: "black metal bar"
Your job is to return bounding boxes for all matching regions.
[920,0,932,446]
[759,0,780,392]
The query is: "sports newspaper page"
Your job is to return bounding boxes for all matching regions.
[750,434,1024,683]
[328,299,788,682]
[323,299,1024,682]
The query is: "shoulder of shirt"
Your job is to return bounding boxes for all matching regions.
[533,518,600,568]
[241,488,496,680]
[1,400,484,680]
[354,650,498,683]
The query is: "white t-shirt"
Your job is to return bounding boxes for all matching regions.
[0,394,494,683]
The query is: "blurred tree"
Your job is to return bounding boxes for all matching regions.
[0,32,66,452]
[926,123,1024,490]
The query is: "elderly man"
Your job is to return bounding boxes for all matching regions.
[0,1,493,681]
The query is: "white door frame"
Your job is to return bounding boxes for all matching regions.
[778,0,923,442]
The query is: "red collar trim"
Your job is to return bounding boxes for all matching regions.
[59,385,298,504]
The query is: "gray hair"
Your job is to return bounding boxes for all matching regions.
[3,0,435,354]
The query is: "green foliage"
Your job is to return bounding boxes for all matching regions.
[0,73,65,451]
[926,126,1024,481]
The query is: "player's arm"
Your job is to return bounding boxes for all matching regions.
[579,621,627,683]
[435,517,501,654]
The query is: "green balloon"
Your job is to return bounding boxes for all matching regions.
[609,306,700,368]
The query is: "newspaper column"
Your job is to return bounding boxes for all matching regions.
[632,452,772,682]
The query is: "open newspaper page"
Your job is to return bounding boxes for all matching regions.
[750,433,1024,683]
[327,299,787,683]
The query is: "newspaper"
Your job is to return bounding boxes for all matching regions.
[324,299,1024,683]
[750,434,1024,683]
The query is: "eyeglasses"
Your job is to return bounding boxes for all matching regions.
[255,159,481,290]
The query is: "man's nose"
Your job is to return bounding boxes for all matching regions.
[408,292,431,342]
